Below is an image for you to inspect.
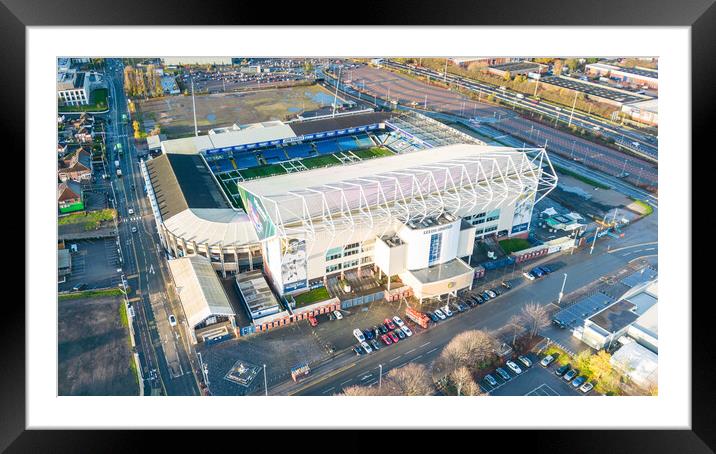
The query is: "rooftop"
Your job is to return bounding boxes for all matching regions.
[287,111,390,136]
[589,300,639,334]
[407,258,473,284]
[167,255,235,329]
[235,270,280,317]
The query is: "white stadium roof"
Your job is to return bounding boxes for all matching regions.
[167,255,235,329]
[160,121,296,155]
[238,144,557,239]
[163,208,260,247]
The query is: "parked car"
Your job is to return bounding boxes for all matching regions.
[579,382,594,393]
[394,329,406,340]
[572,376,587,388]
[523,271,536,281]
[388,331,400,343]
[563,369,578,381]
[484,374,498,387]
[540,355,555,367]
[308,316,318,327]
[381,334,393,345]
[442,305,453,317]
[363,329,374,340]
[353,345,364,356]
[457,303,468,312]
[361,341,373,354]
[481,291,491,301]
[393,316,405,327]
[531,267,544,278]
[506,360,523,374]
[353,329,366,342]
[370,339,381,351]
[518,356,532,368]
[378,325,388,335]
[491,287,503,296]
[384,318,397,330]
[333,310,343,320]
[539,265,552,274]
[72,283,87,292]
[474,295,485,305]
[495,367,511,381]
[501,281,512,289]
[328,312,335,321]
[555,364,571,376]
[401,325,413,337]
[434,309,447,320]
[484,289,496,299]
[128,208,134,215]
[131,226,138,233]
[428,312,440,322]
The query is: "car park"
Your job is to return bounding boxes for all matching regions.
[555,364,570,376]
[572,376,587,388]
[442,305,453,317]
[388,331,400,343]
[401,325,413,337]
[501,281,512,289]
[379,325,388,335]
[434,309,446,320]
[370,339,381,351]
[474,295,485,305]
[484,374,498,387]
[328,312,335,321]
[353,346,364,356]
[579,382,594,393]
[495,367,511,381]
[334,311,343,320]
[363,329,374,340]
[506,360,522,374]
[523,271,536,281]
[394,329,406,340]
[457,303,467,312]
[373,327,382,337]
[531,267,544,278]
[465,298,476,308]
[381,334,392,345]
[487,289,498,298]
[384,318,397,330]
[563,369,578,381]
[361,342,373,354]
[428,312,440,322]
[393,316,405,327]
[168,315,177,327]
[518,356,532,368]
[353,329,366,342]
[540,355,555,367]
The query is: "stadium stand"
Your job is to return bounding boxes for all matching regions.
[337,136,359,151]
[261,148,289,164]
[314,139,341,155]
[284,142,315,158]
[233,154,260,169]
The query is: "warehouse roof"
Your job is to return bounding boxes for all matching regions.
[167,255,235,329]
[589,300,639,334]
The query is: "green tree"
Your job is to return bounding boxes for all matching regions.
[565,58,579,72]
[503,71,512,81]
[574,350,593,377]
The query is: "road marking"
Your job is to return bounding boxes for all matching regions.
[426,347,439,355]
[645,247,656,251]
[359,373,373,381]
[322,387,335,394]
[340,379,352,386]
[419,341,431,348]
[413,354,423,361]
[389,355,402,362]
[404,348,416,355]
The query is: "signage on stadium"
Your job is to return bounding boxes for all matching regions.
[422,224,454,235]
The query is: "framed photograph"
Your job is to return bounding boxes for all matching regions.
[9,0,711,450]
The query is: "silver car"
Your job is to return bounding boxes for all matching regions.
[506,360,522,374]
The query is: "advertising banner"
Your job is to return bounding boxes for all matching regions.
[281,238,307,293]
[238,187,276,241]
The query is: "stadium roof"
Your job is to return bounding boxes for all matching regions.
[287,111,390,136]
[168,255,235,329]
[145,153,259,246]
[238,144,557,239]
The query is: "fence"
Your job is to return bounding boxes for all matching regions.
[341,290,385,309]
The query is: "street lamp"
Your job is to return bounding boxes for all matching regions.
[263,363,268,396]
[378,364,383,389]
[557,273,568,306]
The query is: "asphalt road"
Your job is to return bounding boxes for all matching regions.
[102,58,200,396]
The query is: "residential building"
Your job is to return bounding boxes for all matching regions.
[58,148,93,182]
[57,70,90,106]
[57,180,84,213]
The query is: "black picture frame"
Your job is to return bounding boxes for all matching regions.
[6,0,710,450]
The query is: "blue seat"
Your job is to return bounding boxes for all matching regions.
[314,139,340,155]
[261,148,288,164]
[284,143,314,158]
[233,154,259,169]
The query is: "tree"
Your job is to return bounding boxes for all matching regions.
[565,58,579,72]
[338,385,382,396]
[507,314,526,346]
[589,350,613,382]
[435,330,497,378]
[574,350,593,377]
[123,65,136,96]
[553,59,564,76]
[521,303,550,337]
[383,363,434,396]
[503,71,512,81]
[449,366,483,396]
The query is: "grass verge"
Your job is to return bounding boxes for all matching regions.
[553,165,611,190]
[59,288,124,301]
[292,286,331,308]
[499,238,532,254]
[58,208,116,231]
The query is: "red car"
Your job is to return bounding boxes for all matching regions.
[384,318,397,330]
[388,331,400,343]
[381,334,392,345]
[308,316,318,327]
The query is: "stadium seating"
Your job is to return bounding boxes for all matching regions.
[212,158,236,173]
[337,136,359,151]
[284,143,315,158]
[354,134,375,149]
[261,148,289,164]
[314,139,341,155]
[233,154,259,169]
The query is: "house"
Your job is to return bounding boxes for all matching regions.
[58,180,84,213]
[74,125,94,143]
[58,148,92,182]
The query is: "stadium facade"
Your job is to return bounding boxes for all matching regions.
[142,110,557,302]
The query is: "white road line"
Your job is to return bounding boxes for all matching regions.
[426,347,439,355]
[359,373,373,381]
[419,341,431,348]
[413,354,423,361]
[340,379,352,386]
[322,387,335,394]
[389,356,402,362]
[645,247,656,251]
[404,348,416,355]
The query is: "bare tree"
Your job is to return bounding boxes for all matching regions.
[337,385,382,396]
[449,366,484,396]
[521,303,550,337]
[434,330,498,381]
[507,314,526,346]
[383,363,434,396]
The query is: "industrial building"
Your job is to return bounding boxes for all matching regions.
[167,255,237,344]
[585,63,658,90]
[161,57,234,66]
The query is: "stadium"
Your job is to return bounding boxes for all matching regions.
[141,110,557,301]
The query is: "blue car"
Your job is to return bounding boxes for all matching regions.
[363,329,374,340]
[537,265,552,274]
[531,267,544,278]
